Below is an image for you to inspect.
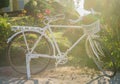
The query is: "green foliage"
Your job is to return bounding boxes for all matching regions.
[24,0,38,16]
[9,16,44,27]
[24,0,78,20]
[0,16,11,49]
[0,16,11,66]
[24,0,54,17]
[100,0,120,69]
[49,32,71,52]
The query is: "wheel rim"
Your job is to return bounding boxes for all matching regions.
[86,38,116,77]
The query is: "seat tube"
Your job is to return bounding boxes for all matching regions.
[47,25,61,55]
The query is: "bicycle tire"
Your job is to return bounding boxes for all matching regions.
[7,31,53,74]
[86,38,116,78]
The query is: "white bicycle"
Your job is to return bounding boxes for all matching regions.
[7,14,116,79]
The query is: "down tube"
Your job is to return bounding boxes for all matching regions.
[66,34,86,54]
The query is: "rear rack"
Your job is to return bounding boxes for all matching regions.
[11,26,43,32]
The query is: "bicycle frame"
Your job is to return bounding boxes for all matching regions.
[8,19,100,79]
[28,20,100,60]
[28,24,87,61]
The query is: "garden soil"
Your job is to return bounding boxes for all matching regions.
[0,66,118,84]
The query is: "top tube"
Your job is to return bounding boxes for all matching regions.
[50,20,100,28]
[50,20,100,35]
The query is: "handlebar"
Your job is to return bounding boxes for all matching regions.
[43,14,65,25]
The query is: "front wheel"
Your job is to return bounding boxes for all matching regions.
[7,31,53,74]
[86,38,116,78]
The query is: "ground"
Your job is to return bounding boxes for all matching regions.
[0,66,119,84]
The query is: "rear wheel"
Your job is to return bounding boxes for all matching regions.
[7,31,53,74]
[86,38,116,77]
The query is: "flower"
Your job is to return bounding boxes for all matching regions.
[37,13,44,18]
[45,9,51,15]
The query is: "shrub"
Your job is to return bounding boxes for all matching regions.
[101,0,120,69]
[0,16,11,66]
[0,16,11,49]
[24,0,54,17]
